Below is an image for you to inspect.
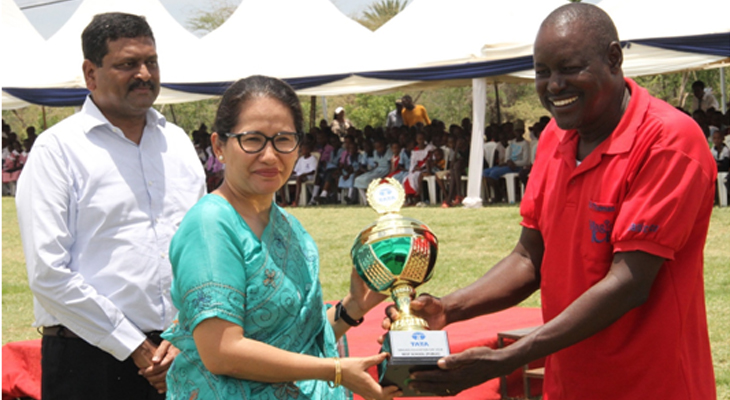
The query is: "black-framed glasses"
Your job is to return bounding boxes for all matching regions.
[224,131,302,154]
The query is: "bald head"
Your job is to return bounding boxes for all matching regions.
[540,3,619,59]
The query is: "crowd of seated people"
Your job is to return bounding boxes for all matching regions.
[270,115,549,207]
[2,120,35,197]
[188,94,730,208]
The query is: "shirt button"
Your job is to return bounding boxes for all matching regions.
[160,253,166,259]
[148,181,153,186]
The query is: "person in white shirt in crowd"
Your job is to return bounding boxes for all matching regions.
[15,12,205,400]
[691,80,719,112]
[280,141,318,206]
[385,99,404,130]
[331,106,353,141]
[482,120,531,203]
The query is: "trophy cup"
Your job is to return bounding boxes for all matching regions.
[351,178,449,397]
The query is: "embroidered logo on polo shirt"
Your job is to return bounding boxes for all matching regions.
[629,223,659,234]
[589,220,613,243]
[588,201,616,212]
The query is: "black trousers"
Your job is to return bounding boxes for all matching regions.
[41,335,165,400]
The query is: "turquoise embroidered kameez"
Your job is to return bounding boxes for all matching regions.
[162,194,345,400]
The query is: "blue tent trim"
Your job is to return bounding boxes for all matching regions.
[631,32,730,58]
[161,82,231,95]
[162,74,351,95]
[4,33,726,106]
[3,87,89,107]
[356,55,535,81]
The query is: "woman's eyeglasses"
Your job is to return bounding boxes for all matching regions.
[224,131,301,154]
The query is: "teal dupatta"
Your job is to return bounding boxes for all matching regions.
[162,194,346,400]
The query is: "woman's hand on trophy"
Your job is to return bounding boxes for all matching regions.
[348,267,389,317]
[378,294,448,344]
[407,346,517,396]
[340,353,403,400]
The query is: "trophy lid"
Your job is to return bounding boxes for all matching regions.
[367,178,405,215]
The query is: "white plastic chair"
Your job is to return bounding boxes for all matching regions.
[501,172,523,204]
[718,171,728,207]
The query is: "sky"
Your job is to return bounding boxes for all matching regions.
[13,0,379,39]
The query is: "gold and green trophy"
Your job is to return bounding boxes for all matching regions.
[351,178,449,397]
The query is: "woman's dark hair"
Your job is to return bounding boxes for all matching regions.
[82,13,155,67]
[213,75,303,144]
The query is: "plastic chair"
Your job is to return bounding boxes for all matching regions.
[501,172,523,204]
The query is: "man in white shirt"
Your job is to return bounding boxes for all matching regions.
[386,99,404,129]
[691,80,720,112]
[15,13,205,400]
[482,120,531,202]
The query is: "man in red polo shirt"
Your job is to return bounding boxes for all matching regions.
[386,3,717,399]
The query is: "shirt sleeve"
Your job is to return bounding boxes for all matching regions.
[169,200,248,333]
[421,106,431,125]
[611,147,715,260]
[16,140,146,361]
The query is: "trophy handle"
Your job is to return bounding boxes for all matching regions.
[390,284,430,331]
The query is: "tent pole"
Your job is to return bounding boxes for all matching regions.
[463,78,487,209]
[721,67,727,114]
[494,81,501,125]
[310,96,317,130]
[42,106,47,130]
[169,104,177,125]
[322,96,328,123]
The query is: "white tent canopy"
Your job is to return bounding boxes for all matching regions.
[161,0,418,96]
[369,0,568,71]
[1,0,44,109]
[3,0,727,108]
[510,0,730,79]
[3,0,213,105]
[168,0,372,82]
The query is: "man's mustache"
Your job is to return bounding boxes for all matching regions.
[129,80,155,92]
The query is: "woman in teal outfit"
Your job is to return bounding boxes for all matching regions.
[162,76,401,400]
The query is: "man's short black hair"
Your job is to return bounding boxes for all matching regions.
[692,80,706,90]
[82,12,155,67]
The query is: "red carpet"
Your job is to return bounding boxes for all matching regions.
[1,305,543,400]
[346,303,544,399]
[2,339,41,400]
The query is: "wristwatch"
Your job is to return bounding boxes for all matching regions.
[335,301,364,327]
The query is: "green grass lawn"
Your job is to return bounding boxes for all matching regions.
[3,198,729,398]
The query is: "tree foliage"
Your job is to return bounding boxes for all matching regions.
[355,0,408,31]
[185,0,238,36]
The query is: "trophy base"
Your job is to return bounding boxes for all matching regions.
[378,330,450,397]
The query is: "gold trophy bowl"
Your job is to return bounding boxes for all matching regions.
[351,178,447,396]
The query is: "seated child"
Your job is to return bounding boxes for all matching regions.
[279,142,317,206]
[338,140,362,204]
[316,134,345,203]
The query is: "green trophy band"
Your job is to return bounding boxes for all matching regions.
[351,178,450,397]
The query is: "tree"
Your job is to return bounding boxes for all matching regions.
[185,0,238,36]
[355,0,408,31]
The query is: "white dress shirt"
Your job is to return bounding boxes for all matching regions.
[16,96,206,361]
[691,89,720,112]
